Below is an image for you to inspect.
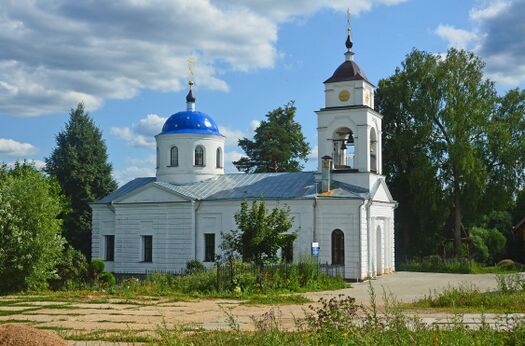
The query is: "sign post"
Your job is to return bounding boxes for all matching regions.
[311,242,320,272]
[311,242,320,257]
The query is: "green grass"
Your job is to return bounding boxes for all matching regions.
[404,273,525,313]
[404,286,525,313]
[399,256,525,274]
[57,328,154,343]
[242,294,310,305]
[0,319,31,324]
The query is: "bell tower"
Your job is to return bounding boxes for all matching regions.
[316,12,383,190]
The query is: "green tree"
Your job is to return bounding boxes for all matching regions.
[377,48,501,257]
[482,89,525,215]
[234,101,310,173]
[45,103,117,259]
[221,198,297,266]
[0,162,65,292]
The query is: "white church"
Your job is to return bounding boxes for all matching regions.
[91,26,397,281]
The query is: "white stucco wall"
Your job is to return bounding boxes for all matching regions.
[91,185,394,281]
[95,202,194,274]
[315,199,364,280]
[156,133,225,184]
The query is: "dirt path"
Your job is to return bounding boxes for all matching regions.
[0,272,504,342]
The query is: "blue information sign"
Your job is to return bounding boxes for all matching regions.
[311,242,320,257]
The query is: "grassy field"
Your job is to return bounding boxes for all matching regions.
[404,273,525,313]
[2,276,525,345]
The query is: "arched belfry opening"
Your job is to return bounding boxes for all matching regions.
[332,127,355,170]
[370,127,377,173]
[331,229,345,265]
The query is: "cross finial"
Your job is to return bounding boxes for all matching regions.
[347,8,351,35]
[188,56,194,89]
[345,9,353,51]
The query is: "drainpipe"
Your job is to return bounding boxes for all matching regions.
[194,200,202,261]
[313,197,318,243]
[357,198,366,282]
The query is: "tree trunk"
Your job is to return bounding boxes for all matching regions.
[454,183,462,258]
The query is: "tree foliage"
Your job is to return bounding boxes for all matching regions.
[234,101,310,173]
[470,227,507,264]
[0,162,65,292]
[45,103,117,259]
[376,48,525,259]
[221,199,297,265]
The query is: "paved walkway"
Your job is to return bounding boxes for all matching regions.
[306,271,499,305]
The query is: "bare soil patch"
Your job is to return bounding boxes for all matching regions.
[0,323,68,346]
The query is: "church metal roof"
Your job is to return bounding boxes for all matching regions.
[94,172,369,204]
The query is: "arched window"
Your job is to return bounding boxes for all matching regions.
[332,127,354,169]
[170,146,178,166]
[370,128,377,173]
[216,147,223,168]
[195,146,205,166]
[331,229,345,265]
[156,146,159,169]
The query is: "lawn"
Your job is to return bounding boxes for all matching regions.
[403,273,525,313]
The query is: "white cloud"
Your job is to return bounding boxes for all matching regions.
[110,126,155,148]
[136,114,167,136]
[113,166,156,186]
[0,0,406,117]
[436,0,525,86]
[219,126,247,146]
[111,113,166,148]
[470,0,510,20]
[224,150,244,172]
[249,120,261,132]
[435,25,478,50]
[220,0,407,22]
[0,138,38,157]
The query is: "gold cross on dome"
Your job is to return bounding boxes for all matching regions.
[188,56,194,85]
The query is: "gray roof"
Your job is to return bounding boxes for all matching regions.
[94,172,368,204]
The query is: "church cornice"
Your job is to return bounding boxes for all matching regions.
[316,105,383,118]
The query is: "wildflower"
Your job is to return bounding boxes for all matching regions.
[341,332,348,337]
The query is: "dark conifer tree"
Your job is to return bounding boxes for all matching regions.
[46,103,117,259]
[234,101,310,173]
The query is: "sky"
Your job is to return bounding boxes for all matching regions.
[1,0,524,185]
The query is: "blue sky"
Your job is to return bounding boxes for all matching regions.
[1,0,523,185]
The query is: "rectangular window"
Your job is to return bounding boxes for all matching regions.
[104,235,114,261]
[142,235,153,262]
[204,233,215,262]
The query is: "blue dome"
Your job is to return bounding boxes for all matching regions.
[160,111,222,136]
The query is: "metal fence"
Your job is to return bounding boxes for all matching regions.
[142,261,346,291]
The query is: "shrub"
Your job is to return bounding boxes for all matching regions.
[98,272,116,287]
[49,245,89,290]
[399,255,472,273]
[471,227,506,264]
[90,259,105,279]
[185,259,206,275]
[0,163,65,292]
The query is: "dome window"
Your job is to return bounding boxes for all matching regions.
[216,147,223,168]
[195,145,205,167]
[170,146,178,167]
